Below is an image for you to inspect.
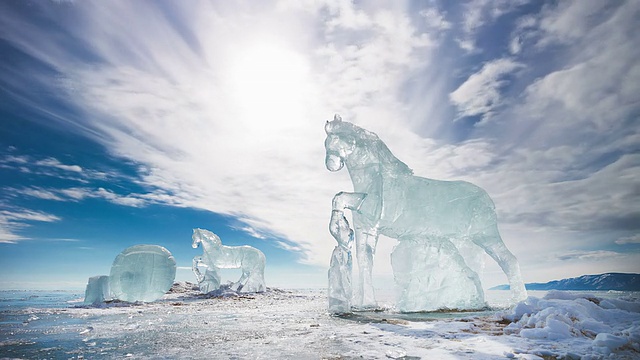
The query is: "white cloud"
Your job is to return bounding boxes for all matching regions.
[1,154,87,181]
[35,158,83,173]
[2,155,29,164]
[20,188,65,201]
[233,226,268,240]
[324,1,373,31]
[557,250,621,262]
[508,36,522,55]
[441,2,639,282]
[536,2,612,47]
[508,15,538,55]
[457,0,530,52]
[10,185,152,208]
[449,58,524,121]
[616,234,640,245]
[468,2,640,236]
[0,225,24,243]
[0,209,61,243]
[59,187,91,201]
[420,8,452,31]
[1,210,61,223]
[94,188,147,208]
[517,1,639,136]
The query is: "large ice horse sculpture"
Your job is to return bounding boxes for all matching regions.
[192,228,266,293]
[325,115,526,311]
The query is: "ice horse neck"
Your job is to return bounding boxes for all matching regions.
[329,120,412,178]
[193,228,221,252]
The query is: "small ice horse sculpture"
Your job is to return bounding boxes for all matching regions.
[192,228,266,293]
[324,115,526,311]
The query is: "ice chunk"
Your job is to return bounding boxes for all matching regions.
[391,239,485,311]
[192,228,266,293]
[501,292,640,357]
[593,333,628,353]
[328,210,353,313]
[83,275,111,305]
[109,245,176,302]
[324,114,526,311]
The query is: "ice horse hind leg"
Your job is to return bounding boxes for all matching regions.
[471,225,527,302]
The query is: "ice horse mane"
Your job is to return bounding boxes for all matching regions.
[326,118,413,176]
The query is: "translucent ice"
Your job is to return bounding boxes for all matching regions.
[391,240,484,311]
[83,275,111,305]
[328,210,354,313]
[192,228,266,293]
[324,115,526,311]
[109,245,176,302]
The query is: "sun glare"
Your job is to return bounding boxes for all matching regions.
[225,42,311,131]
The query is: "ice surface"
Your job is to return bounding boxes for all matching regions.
[109,244,176,302]
[3,290,638,359]
[325,115,526,311]
[192,228,266,293]
[328,210,353,313]
[83,275,111,305]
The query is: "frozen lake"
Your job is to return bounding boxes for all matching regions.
[1,287,639,359]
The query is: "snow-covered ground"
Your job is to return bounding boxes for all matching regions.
[1,287,639,359]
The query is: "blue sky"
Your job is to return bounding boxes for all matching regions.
[1,0,638,290]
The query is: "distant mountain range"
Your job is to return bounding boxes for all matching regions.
[490,272,640,291]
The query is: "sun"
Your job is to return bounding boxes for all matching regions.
[224,41,311,131]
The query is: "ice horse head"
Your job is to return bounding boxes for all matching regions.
[192,228,221,248]
[324,114,527,311]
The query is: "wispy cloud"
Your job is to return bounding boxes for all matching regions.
[616,234,640,245]
[8,185,164,209]
[557,250,621,261]
[457,0,530,52]
[420,8,452,32]
[94,188,146,208]
[449,58,524,122]
[19,188,65,201]
[1,154,86,182]
[232,225,268,240]
[0,209,60,223]
[35,158,83,173]
[0,209,61,243]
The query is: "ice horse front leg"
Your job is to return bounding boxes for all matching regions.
[332,191,378,309]
[192,256,204,283]
[328,209,354,313]
[352,222,378,309]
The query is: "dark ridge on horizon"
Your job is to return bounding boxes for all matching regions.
[490,272,640,291]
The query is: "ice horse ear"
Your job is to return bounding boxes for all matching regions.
[325,114,343,134]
